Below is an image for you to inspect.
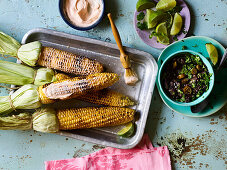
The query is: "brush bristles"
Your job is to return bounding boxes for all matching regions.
[124,68,139,85]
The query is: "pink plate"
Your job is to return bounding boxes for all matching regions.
[134,0,191,49]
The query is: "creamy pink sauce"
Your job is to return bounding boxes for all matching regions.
[65,0,103,27]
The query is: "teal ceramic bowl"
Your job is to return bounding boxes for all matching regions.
[158,50,214,107]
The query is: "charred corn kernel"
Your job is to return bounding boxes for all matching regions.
[78,89,135,106]
[55,73,71,81]
[38,47,104,76]
[39,73,119,104]
[57,107,135,130]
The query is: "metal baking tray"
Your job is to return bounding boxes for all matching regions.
[21,28,158,149]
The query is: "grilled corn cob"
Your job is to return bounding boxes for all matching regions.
[39,73,119,104]
[38,47,104,75]
[57,107,135,130]
[78,89,135,106]
[52,74,134,106]
[0,32,104,75]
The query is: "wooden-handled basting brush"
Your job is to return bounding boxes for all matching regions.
[107,13,139,85]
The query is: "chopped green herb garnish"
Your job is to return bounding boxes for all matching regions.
[194,55,202,65]
[185,55,191,63]
[173,36,178,41]
[177,89,183,94]
[179,94,185,102]
[168,6,182,15]
[137,21,148,30]
[137,12,145,21]
[149,31,166,39]
[149,31,158,39]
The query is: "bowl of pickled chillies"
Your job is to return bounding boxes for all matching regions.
[158,50,214,106]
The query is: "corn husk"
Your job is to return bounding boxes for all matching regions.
[0,60,58,86]
[0,113,32,130]
[0,31,21,56]
[17,41,41,66]
[0,60,34,85]
[34,68,57,86]
[0,84,41,115]
[32,108,59,133]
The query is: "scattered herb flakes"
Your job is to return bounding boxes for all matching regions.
[137,12,145,21]
[182,29,188,34]
[182,46,187,50]
[137,21,148,30]
[201,14,207,17]
[173,36,178,41]
[149,31,157,39]
[192,44,198,48]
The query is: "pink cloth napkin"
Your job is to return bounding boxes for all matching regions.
[45,134,171,170]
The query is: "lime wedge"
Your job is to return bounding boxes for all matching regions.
[156,22,168,35]
[170,13,183,36]
[156,0,176,11]
[206,43,218,65]
[136,0,155,12]
[156,22,169,45]
[117,122,134,137]
[157,35,170,45]
[145,9,165,29]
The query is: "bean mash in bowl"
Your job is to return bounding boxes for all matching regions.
[161,52,213,103]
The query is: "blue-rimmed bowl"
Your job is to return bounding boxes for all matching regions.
[157,50,214,107]
[59,0,105,31]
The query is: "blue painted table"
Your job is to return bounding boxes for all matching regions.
[0,0,226,169]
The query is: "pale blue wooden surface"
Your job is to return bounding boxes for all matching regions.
[0,0,226,169]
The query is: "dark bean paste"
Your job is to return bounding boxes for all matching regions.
[161,53,211,103]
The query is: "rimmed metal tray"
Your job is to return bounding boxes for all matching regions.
[21,28,158,149]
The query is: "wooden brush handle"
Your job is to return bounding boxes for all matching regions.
[107,13,131,69]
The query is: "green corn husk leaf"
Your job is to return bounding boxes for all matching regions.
[17,41,42,66]
[0,31,21,56]
[32,108,59,133]
[34,68,57,86]
[0,60,57,86]
[0,60,35,85]
[0,113,32,130]
[0,84,41,116]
